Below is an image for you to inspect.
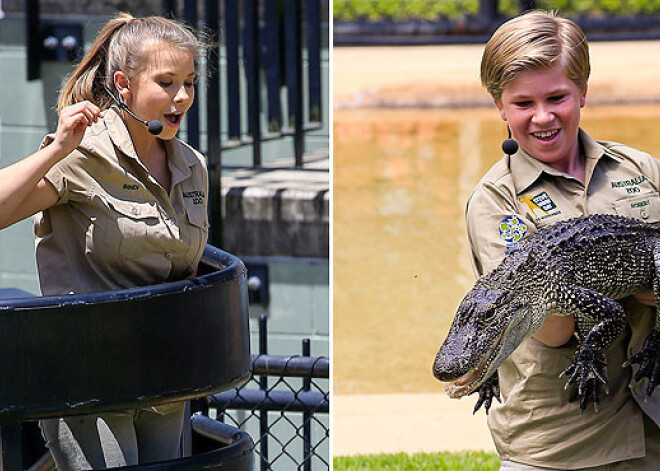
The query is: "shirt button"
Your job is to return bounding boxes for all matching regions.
[131,206,139,215]
[641,209,649,219]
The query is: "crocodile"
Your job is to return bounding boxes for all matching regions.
[432,213,660,414]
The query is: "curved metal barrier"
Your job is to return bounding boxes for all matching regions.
[118,414,253,471]
[0,245,253,470]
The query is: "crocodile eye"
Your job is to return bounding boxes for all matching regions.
[477,303,497,319]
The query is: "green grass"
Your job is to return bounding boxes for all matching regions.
[333,451,499,471]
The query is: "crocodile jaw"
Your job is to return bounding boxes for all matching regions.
[443,309,530,398]
[444,329,504,398]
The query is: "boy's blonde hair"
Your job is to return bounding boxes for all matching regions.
[481,10,590,102]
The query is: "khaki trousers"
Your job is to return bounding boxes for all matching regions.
[500,413,660,471]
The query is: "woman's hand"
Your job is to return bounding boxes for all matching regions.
[51,101,102,158]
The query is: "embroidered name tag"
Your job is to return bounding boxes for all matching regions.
[611,175,648,194]
[183,190,205,205]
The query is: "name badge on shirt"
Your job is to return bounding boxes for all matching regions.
[519,192,562,222]
[183,190,205,205]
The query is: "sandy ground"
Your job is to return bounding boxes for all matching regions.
[333,393,495,456]
[332,40,660,458]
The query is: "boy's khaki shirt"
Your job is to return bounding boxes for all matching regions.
[466,129,660,468]
[34,107,209,295]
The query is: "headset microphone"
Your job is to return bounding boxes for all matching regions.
[502,126,519,156]
[102,84,163,135]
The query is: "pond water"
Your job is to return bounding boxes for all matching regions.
[333,104,660,394]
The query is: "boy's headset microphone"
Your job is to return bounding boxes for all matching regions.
[502,127,519,156]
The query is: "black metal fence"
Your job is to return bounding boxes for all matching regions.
[163,0,323,165]
[334,0,660,45]
[163,0,326,246]
[206,315,330,470]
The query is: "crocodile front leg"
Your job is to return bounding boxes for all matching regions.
[625,242,660,397]
[563,344,609,413]
[469,373,500,414]
[624,328,660,396]
[556,286,626,413]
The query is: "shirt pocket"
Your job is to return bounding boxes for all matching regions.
[185,205,209,230]
[182,201,209,269]
[99,195,162,259]
[612,191,660,224]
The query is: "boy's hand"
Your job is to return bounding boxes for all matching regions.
[633,292,656,307]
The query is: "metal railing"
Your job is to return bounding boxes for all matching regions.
[163,0,326,246]
[165,0,324,162]
[207,315,330,470]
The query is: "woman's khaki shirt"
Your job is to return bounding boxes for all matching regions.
[34,107,209,295]
[466,129,660,468]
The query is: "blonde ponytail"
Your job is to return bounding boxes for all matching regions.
[57,13,133,111]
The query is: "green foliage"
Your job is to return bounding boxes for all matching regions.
[333,0,479,21]
[497,0,519,16]
[333,0,660,21]
[333,451,499,471]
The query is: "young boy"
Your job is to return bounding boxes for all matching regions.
[469,10,660,470]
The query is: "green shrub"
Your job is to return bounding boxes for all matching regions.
[333,0,479,21]
[333,0,660,21]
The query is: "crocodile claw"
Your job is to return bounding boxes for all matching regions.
[469,374,501,415]
[623,329,660,397]
[560,345,608,413]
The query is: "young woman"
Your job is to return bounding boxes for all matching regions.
[5,13,208,469]
[469,10,660,471]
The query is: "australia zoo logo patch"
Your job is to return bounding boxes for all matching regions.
[519,191,561,221]
[499,215,527,254]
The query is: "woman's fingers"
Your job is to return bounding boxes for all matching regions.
[61,101,102,129]
[53,101,104,155]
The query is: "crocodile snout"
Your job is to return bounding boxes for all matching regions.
[433,344,471,381]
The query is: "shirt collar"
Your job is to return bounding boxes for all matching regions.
[510,128,622,195]
[163,139,195,188]
[104,106,141,163]
[103,107,195,187]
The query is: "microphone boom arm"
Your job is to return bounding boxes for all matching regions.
[102,83,163,135]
